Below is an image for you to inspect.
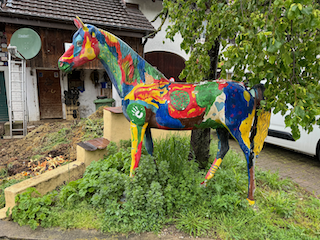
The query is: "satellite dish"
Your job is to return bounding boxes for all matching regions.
[10,28,41,60]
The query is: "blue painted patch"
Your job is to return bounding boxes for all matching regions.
[224,82,254,131]
[137,58,146,83]
[156,103,184,129]
[215,102,224,112]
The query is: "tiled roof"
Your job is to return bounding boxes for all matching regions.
[0,0,155,33]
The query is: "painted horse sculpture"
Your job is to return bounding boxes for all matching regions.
[58,17,271,205]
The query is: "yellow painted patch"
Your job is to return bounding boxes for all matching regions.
[62,55,74,60]
[246,198,255,205]
[206,158,222,180]
[187,108,196,115]
[129,122,148,177]
[239,110,255,149]
[130,122,138,159]
[80,36,96,60]
[124,82,168,109]
[243,91,251,102]
[101,30,118,43]
[253,110,271,155]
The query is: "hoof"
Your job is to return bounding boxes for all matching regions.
[200,180,207,187]
[246,198,255,206]
[119,191,127,204]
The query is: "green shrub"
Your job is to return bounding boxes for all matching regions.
[59,143,131,207]
[9,136,320,239]
[11,188,57,230]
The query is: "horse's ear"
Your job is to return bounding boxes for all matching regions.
[74,16,88,31]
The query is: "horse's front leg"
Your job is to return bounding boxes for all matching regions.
[127,103,148,177]
[130,121,148,177]
[201,127,230,186]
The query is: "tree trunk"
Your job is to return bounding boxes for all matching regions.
[189,38,220,169]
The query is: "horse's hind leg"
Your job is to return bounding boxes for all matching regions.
[230,129,256,205]
[201,127,229,186]
[144,127,154,156]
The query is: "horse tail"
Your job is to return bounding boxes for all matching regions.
[250,84,271,156]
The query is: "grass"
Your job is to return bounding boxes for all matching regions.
[32,118,104,154]
[8,136,320,239]
[39,128,72,152]
[46,202,104,230]
[81,118,104,141]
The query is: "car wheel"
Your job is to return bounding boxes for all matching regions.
[317,140,320,162]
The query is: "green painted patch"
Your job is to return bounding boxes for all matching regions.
[170,90,190,111]
[195,82,222,114]
[195,118,224,129]
[127,103,146,125]
[144,62,166,80]
[100,46,122,93]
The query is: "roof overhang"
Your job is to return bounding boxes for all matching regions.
[0,13,153,38]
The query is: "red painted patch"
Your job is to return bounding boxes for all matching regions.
[167,84,205,119]
[59,45,74,64]
[133,142,143,170]
[216,80,229,90]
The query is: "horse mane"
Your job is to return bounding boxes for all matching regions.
[87,24,167,97]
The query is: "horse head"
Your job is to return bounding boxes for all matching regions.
[58,17,101,73]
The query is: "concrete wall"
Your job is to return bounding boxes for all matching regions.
[103,108,191,143]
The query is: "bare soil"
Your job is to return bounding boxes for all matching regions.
[0,107,104,181]
[0,122,77,179]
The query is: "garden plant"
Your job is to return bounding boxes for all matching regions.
[9,136,320,239]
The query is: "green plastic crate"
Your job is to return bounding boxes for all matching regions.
[93,98,115,110]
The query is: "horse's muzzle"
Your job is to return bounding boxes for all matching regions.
[58,60,72,73]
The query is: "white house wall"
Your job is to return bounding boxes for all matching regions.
[125,0,189,61]
[27,68,40,122]
[25,68,100,121]
[0,66,39,122]
[78,70,100,118]
[61,69,101,119]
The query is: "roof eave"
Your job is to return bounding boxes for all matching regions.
[0,12,154,38]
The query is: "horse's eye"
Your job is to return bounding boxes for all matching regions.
[77,41,82,47]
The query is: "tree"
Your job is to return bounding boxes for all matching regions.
[159,0,320,145]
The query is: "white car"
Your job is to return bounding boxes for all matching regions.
[265,112,320,161]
